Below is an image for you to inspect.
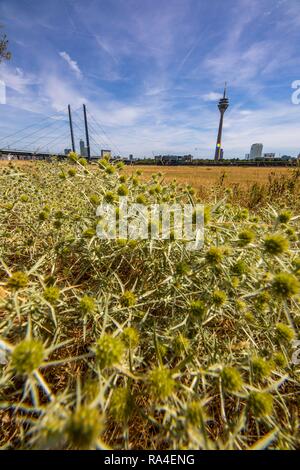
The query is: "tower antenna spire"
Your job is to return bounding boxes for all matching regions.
[214,84,229,161]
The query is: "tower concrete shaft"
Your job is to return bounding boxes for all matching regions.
[214,84,229,161]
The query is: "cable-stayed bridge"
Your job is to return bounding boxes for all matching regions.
[0,104,122,161]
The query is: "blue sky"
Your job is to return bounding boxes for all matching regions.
[0,0,300,157]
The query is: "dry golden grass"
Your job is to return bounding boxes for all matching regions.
[124,165,294,191]
[0,160,293,190]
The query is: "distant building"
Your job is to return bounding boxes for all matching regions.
[250,143,263,159]
[64,148,71,156]
[155,155,193,165]
[79,139,88,157]
[263,153,276,159]
[245,153,250,160]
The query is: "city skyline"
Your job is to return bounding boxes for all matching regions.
[0,0,300,157]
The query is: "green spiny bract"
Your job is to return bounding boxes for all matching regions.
[248,391,274,418]
[272,352,287,368]
[189,300,207,321]
[263,233,289,256]
[94,334,125,369]
[148,367,175,400]
[43,286,60,305]
[211,289,227,307]
[120,291,137,307]
[79,295,96,315]
[251,356,272,382]
[205,246,224,265]
[65,406,104,449]
[117,184,129,196]
[221,367,243,393]
[271,272,300,298]
[6,271,29,289]
[122,327,139,349]
[11,339,45,375]
[277,211,292,224]
[238,229,255,246]
[275,323,295,343]
[231,259,248,276]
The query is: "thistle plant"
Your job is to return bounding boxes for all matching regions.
[0,159,299,450]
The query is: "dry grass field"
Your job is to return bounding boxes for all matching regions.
[124,165,294,190]
[0,160,294,189]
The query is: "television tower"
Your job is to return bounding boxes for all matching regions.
[214,83,229,161]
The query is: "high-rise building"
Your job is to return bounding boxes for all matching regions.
[250,143,263,159]
[79,139,88,157]
[214,84,229,161]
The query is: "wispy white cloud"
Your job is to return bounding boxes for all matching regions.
[59,51,82,78]
[202,92,223,102]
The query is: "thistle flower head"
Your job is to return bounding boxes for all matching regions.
[43,286,60,305]
[68,151,78,162]
[205,246,223,265]
[65,406,104,450]
[275,323,295,343]
[189,300,206,321]
[120,291,137,307]
[212,289,227,307]
[117,184,129,196]
[79,295,96,315]
[251,356,272,381]
[263,233,289,256]
[11,339,45,375]
[136,194,147,205]
[78,157,87,166]
[89,194,100,205]
[6,271,29,290]
[104,191,115,203]
[110,387,134,424]
[271,272,300,298]
[272,352,287,368]
[277,211,292,224]
[231,259,248,276]
[105,165,115,175]
[221,367,243,392]
[122,327,139,349]
[68,168,76,177]
[248,391,273,418]
[238,229,255,246]
[94,334,124,369]
[148,367,175,400]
